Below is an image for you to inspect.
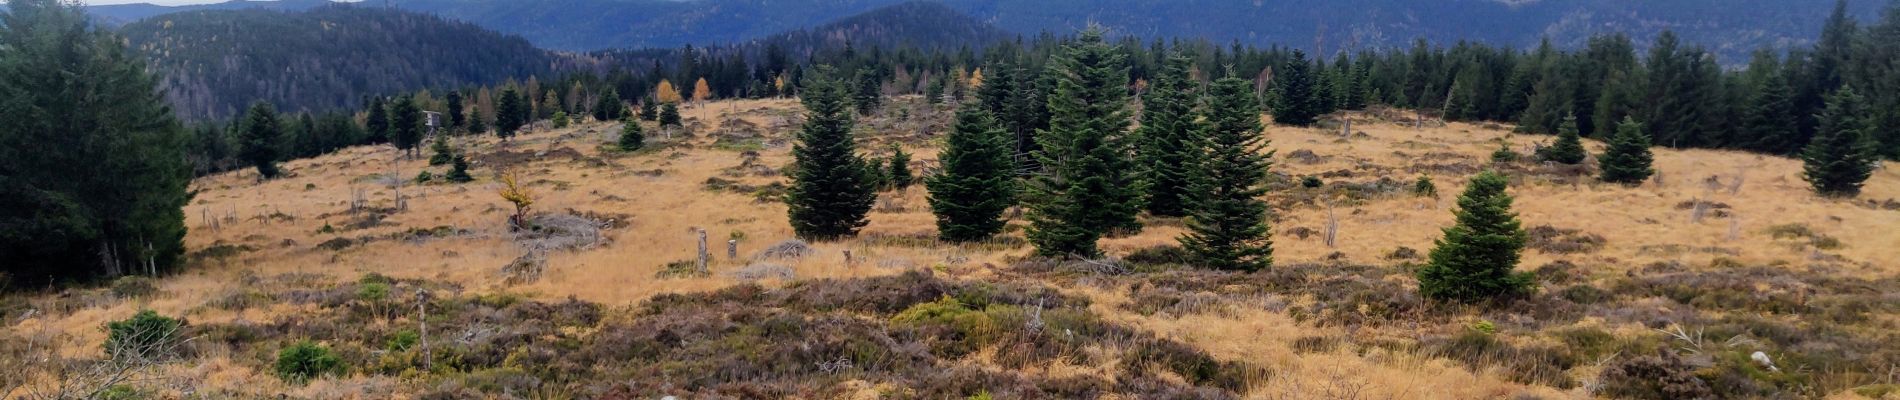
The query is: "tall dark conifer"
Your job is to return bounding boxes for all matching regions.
[364,97,390,144]
[239,102,283,179]
[445,91,465,131]
[1026,27,1144,258]
[495,88,526,140]
[1179,75,1274,272]
[854,70,883,116]
[1269,50,1321,126]
[785,69,876,240]
[927,102,1017,242]
[1802,87,1881,197]
[1136,52,1201,217]
[593,89,622,121]
[1744,72,1801,154]
[390,95,422,157]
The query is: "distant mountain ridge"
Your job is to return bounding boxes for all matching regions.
[87,0,1885,63]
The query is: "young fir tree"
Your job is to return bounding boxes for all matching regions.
[1268,50,1321,126]
[240,102,284,179]
[854,70,883,116]
[552,111,570,128]
[467,109,489,135]
[618,117,645,151]
[1026,27,1145,258]
[1136,52,1202,217]
[1802,87,1881,198]
[445,91,466,131]
[1537,115,1588,164]
[1417,170,1534,302]
[639,96,659,121]
[427,134,454,166]
[0,0,195,283]
[927,102,1018,242]
[390,95,422,157]
[1178,75,1274,272]
[593,89,622,121]
[495,88,526,141]
[887,145,913,190]
[658,102,682,129]
[364,96,390,144]
[1599,117,1656,184]
[784,69,877,240]
[444,154,474,183]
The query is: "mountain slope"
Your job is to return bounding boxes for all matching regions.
[118,4,580,120]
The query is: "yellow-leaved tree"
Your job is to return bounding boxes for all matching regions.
[692,78,712,103]
[656,79,683,104]
[968,67,984,88]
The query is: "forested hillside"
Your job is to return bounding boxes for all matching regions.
[117,4,584,120]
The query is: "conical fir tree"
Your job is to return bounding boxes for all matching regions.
[1136,52,1202,217]
[927,102,1018,242]
[365,97,390,144]
[1026,27,1145,258]
[495,88,526,141]
[639,97,659,121]
[785,69,877,240]
[391,96,422,157]
[855,70,883,116]
[1537,115,1587,164]
[239,102,283,179]
[658,102,682,129]
[1802,87,1881,198]
[1417,171,1534,302]
[444,154,474,183]
[593,89,622,121]
[887,145,913,190]
[618,117,645,151]
[1598,117,1655,184]
[428,134,454,166]
[1269,50,1321,126]
[1179,75,1274,272]
[1743,72,1800,154]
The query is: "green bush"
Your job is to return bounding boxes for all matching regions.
[357,281,390,302]
[275,340,345,384]
[387,329,420,352]
[1300,176,1323,188]
[103,309,182,359]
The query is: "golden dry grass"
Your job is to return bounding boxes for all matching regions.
[6,98,1899,398]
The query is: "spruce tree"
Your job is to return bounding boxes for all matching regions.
[446,91,466,131]
[427,134,453,166]
[1537,115,1588,164]
[887,145,913,190]
[1802,87,1881,198]
[927,102,1018,242]
[1136,52,1201,217]
[239,102,284,179]
[639,97,659,121]
[618,118,645,151]
[1269,50,1321,126]
[658,102,682,129]
[1026,27,1145,258]
[854,70,883,116]
[364,96,390,144]
[593,89,622,121]
[785,69,876,240]
[1417,171,1533,302]
[552,111,570,128]
[1599,117,1656,184]
[444,155,474,183]
[391,95,422,157]
[467,109,488,135]
[1179,75,1274,272]
[495,88,526,140]
[1743,72,1800,154]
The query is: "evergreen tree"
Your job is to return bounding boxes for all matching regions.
[927,102,1018,242]
[1414,175,1438,198]
[618,118,646,151]
[1269,50,1321,126]
[1802,87,1881,197]
[446,91,465,131]
[364,96,390,144]
[552,111,570,128]
[444,154,474,183]
[467,108,489,135]
[1026,27,1144,258]
[239,102,284,179]
[390,95,422,157]
[1417,170,1533,302]
[593,89,622,121]
[785,69,876,240]
[658,102,682,129]
[887,145,913,190]
[1179,75,1274,272]
[639,96,659,121]
[1744,71,1801,154]
[495,88,526,140]
[1599,117,1656,184]
[1136,52,1202,217]
[0,0,193,284]
[1537,115,1588,164]
[854,70,883,116]
[427,134,453,166]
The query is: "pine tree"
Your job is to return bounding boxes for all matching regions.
[785,69,876,240]
[390,95,422,157]
[887,145,913,190]
[639,96,659,121]
[240,102,284,179]
[495,88,526,140]
[618,118,645,151]
[927,102,1018,242]
[593,89,622,121]
[444,154,473,183]
[364,96,390,144]
[1136,52,1202,217]
[658,102,682,129]
[1802,87,1881,197]
[446,91,466,131]
[1599,117,1656,184]
[1269,50,1321,126]
[427,134,453,166]
[1179,75,1274,272]
[1026,27,1144,258]
[1743,72,1800,154]
[854,70,883,116]
[1537,115,1588,164]
[1417,170,1533,302]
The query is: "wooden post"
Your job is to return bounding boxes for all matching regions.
[1342,117,1352,138]
[727,239,738,260]
[1325,205,1339,248]
[416,289,431,371]
[695,229,710,274]
[843,250,854,266]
